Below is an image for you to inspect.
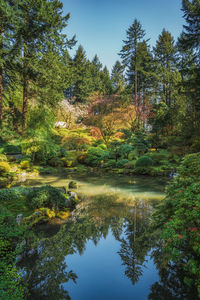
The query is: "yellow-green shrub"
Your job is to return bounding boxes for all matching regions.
[0,154,7,162]
[20,160,31,170]
[0,162,10,175]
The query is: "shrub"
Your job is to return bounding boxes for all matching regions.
[0,154,7,162]
[116,159,129,168]
[62,135,91,151]
[149,150,169,165]
[128,150,137,161]
[135,156,153,168]
[104,160,117,168]
[85,147,109,166]
[153,152,200,297]
[61,157,73,167]
[20,160,31,170]
[0,162,10,176]
[2,144,21,154]
[48,157,64,168]
[27,185,66,211]
[124,161,135,169]
[77,153,87,164]
[0,205,26,299]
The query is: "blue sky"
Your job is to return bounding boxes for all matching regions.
[62,0,185,72]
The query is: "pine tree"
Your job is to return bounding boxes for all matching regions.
[0,0,19,124]
[119,19,146,102]
[178,0,200,136]
[153,29,179,108]
[100,66,112,95]
[111,60,125,93]
[16,0,75,131]
[73,45,93,102]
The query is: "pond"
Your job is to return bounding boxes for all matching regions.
[18,174,191,299]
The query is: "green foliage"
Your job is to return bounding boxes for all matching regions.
[0,205,26,299]
[124,161,135,169]
[0,143,21,155]
[153,152,200,297]
[0,162,10,176]
[116,159,129,168]
[27,185,66,211]
[132,131,150,156]
[104,160,117,168]
[85,147,109,166]
[20,160,31,170]
[149,150,170,165]
[135,155,153,167]
[0,154,7,162]
[48,157,64,168]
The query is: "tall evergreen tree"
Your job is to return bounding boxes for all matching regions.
[0,0,19,124]
[178,0,200,136]
[73,45,93,102]
[111,60,125,93]
[119,19,146,102]
[16,0,75,131]
[153,29,179,108]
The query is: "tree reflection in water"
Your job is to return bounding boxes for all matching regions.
[18,192,196,299]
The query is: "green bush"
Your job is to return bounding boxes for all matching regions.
[61,157,73,167]
[85,147,109,167]
[104,160,117,168]
[124,161,135,169]
[0,154,7,162]
[48,157,64,168]
[128,150,137,161]
[26,185,66,211]
[20,160,31,170]
[0,206,26,299]
[135,156,153,168]
[0,162,10,176]
[1,144,21,154]
[116,159,129,168]
[149,150,169,165]
[153,152,200,297]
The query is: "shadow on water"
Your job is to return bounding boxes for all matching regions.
[18,174,196,300]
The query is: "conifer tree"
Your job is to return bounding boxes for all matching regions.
[153,29,179,108]
[111,61,125,93]
[16,0,75,131]
[0,0,19,124]
[119,19,146,102]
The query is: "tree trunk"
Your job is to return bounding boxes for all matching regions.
[22,76,28,132]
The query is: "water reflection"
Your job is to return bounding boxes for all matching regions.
[18,174,194,299]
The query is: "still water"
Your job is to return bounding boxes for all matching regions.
[19,174,189,299]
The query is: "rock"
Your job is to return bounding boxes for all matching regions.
[16,214,23,225]
[68,181,77,189]
[68,191,78,200]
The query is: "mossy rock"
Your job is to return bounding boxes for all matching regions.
[68,181,77,189]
